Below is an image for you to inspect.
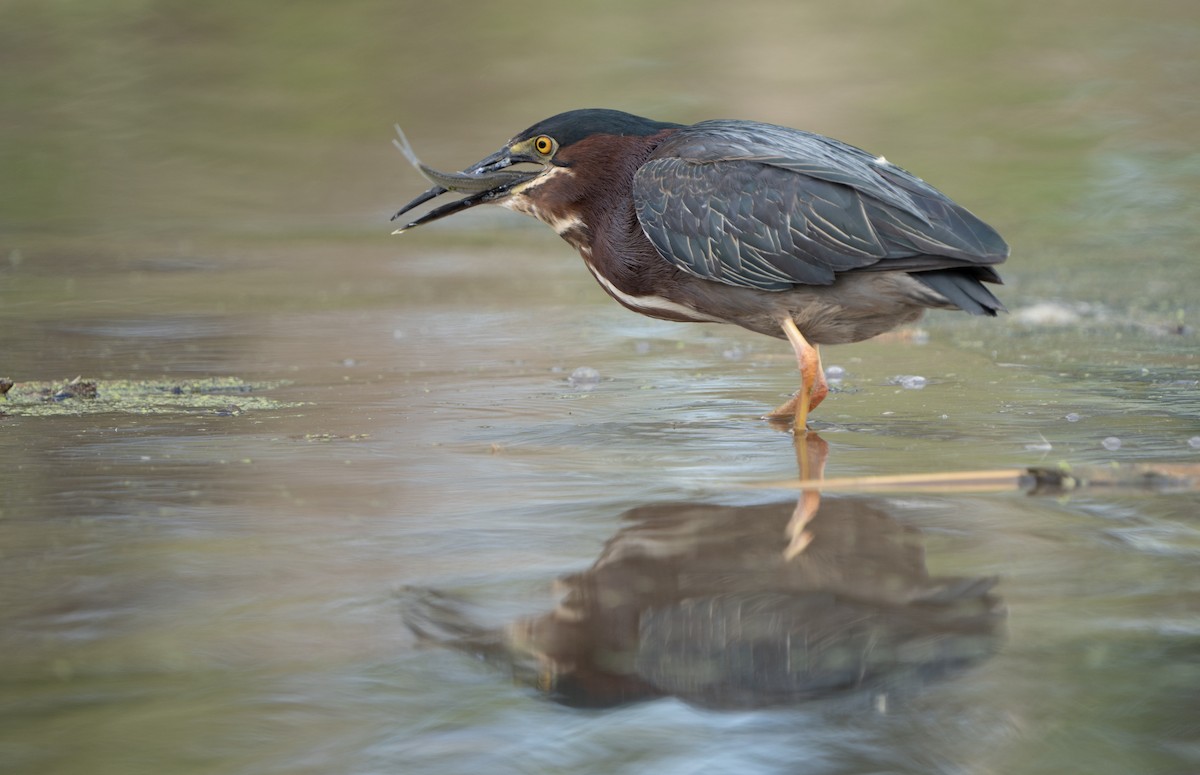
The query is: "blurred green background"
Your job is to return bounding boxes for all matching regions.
[0,0,1193,244]
[4,0,1198,320]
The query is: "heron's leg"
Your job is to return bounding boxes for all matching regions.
[765,318,829,428]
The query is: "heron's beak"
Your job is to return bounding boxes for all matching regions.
[390,126,541,233]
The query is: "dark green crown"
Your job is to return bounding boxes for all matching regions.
[513,109,682,148]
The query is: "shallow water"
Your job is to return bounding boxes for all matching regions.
[3,2,1200,774]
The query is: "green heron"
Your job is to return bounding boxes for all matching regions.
[391,109,1007,427]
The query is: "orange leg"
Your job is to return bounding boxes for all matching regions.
[766,318,829,429]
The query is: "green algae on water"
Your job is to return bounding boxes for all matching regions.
[0,377,302,417]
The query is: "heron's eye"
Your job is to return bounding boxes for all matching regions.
[533,135,555,156]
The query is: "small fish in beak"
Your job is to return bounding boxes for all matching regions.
[390,126,539,233]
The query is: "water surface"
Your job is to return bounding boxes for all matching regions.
[2,2,1199,774]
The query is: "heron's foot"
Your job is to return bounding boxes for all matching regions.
[763,381,829,426]
[765,393,801,420]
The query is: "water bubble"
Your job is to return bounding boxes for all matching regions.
[1188,436,1200,449]
[1065,413,1081,423]
[1013,301,1082,326]
[889,375,927,390]
[825,365,846,380]
[722,345,745,361]
[1102,436,1122,451]
[568,366,601,389]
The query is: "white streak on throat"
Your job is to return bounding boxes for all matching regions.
[499,167,579,232]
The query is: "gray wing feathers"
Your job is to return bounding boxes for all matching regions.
[633,120,1007,292]
[635,160,884,289]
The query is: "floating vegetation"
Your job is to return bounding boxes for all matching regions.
[0,376,302,417]
[300,433,371,442]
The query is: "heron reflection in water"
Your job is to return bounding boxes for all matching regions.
[402,435,1004,709]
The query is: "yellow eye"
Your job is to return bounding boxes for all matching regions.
[534,135,555,156]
